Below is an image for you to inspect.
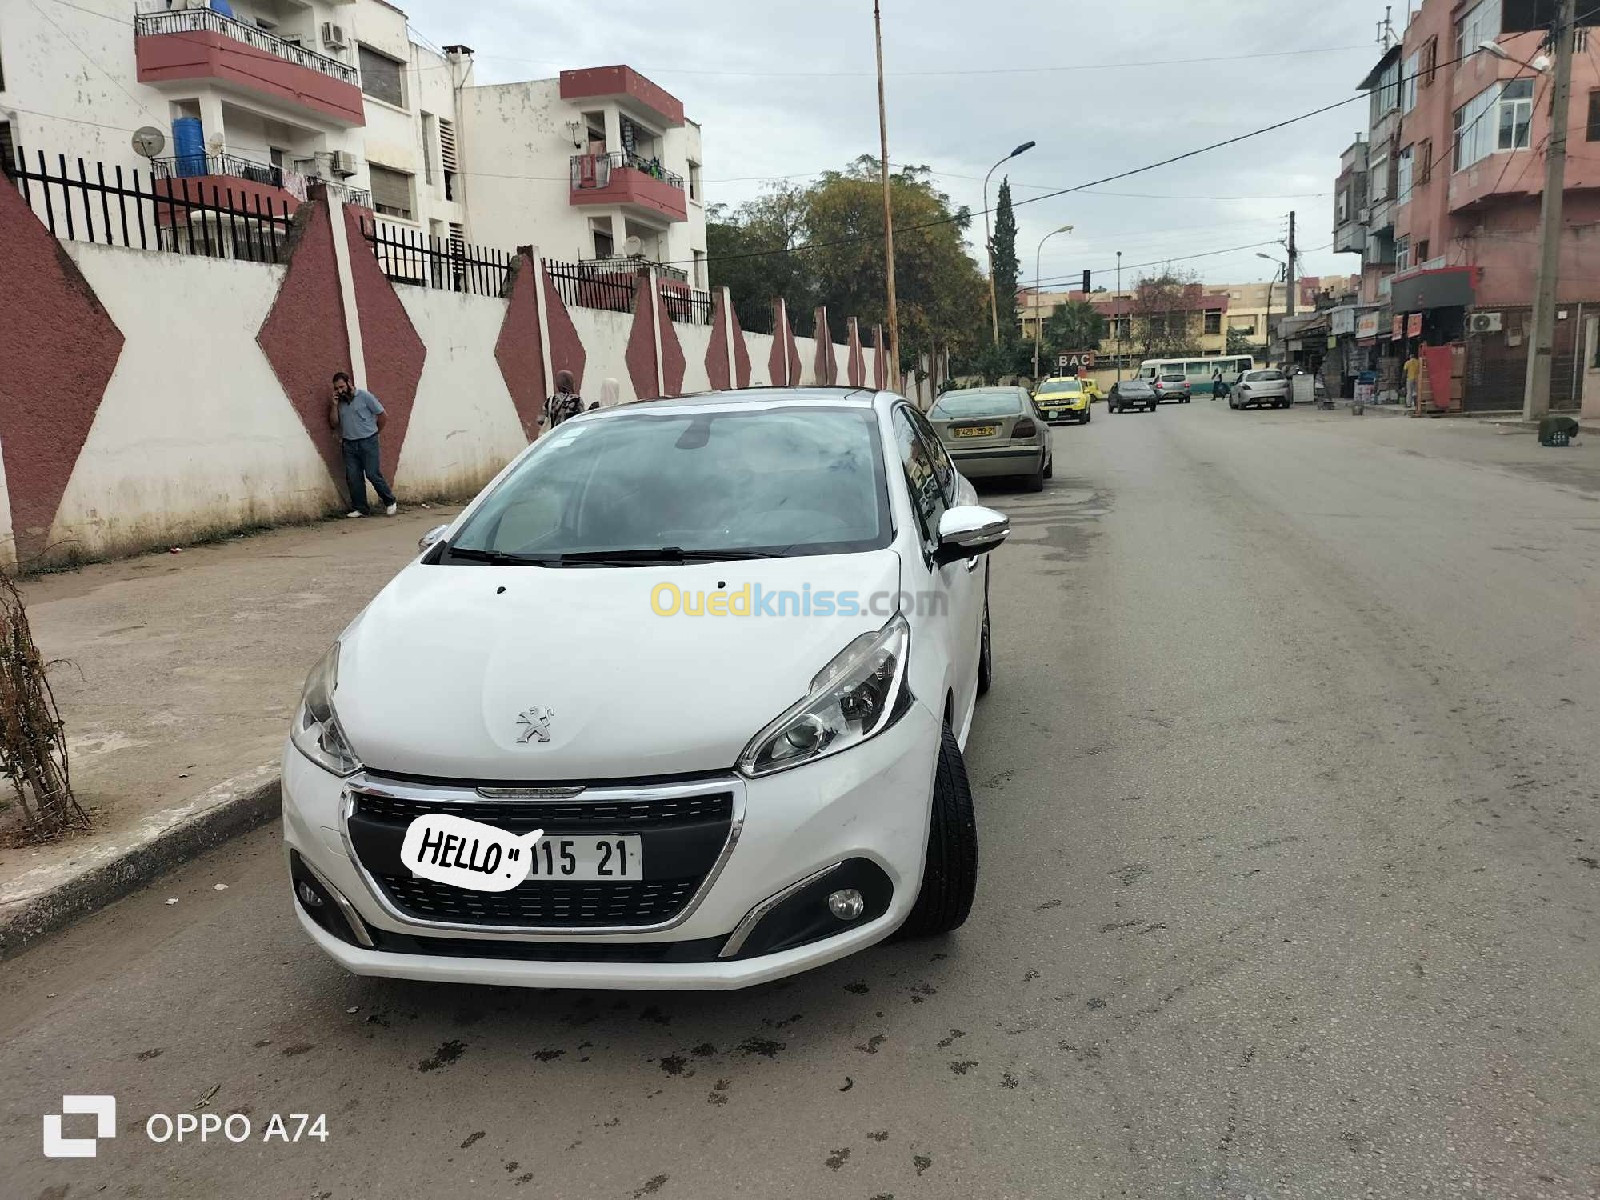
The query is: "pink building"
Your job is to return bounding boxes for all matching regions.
[1391,0,1600,411]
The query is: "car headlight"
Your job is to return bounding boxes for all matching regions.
[738,614,912,778]
[290,643,363,777]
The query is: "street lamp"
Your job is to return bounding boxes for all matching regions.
[1258,252,1287,368]
[1478,38,1552,72]
[984,140,1036,342]
[1032,224,1074,379]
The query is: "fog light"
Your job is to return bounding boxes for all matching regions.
[828,888,865,921]
[297,881,324,908]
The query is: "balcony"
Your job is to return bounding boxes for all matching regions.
[135,10,365,128]
[1333,220,1368,254]
[149,153,371,218]
[570,151,688,222]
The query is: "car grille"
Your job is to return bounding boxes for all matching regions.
[346,784,736,930]
[352,790,734,832]
[373,875,699,927]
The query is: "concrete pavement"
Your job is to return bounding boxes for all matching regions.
[3,401,1599,1197]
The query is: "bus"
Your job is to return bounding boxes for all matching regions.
[1136,356,1255,396]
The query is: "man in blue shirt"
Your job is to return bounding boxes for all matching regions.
[329,372,397,517]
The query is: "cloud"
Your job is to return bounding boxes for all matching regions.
[402,0,1387,286]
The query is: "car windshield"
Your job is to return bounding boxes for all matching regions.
[1036,381,1081,396]
[1120,381,1153,393]
[1249,370,1286,381]
[931,391,1025,418]
[445,406,891,562]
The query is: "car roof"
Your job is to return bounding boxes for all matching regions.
[578,386,893,420]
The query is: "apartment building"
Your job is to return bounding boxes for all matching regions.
[0,0,706,280]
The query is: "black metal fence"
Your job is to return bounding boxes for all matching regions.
[661,285,715,326]
[360,218,516,298]
[545,259,638,315]
[9,148,295,263]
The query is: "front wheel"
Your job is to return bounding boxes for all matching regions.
[899,722,978,937]
[1082,411,1091,425]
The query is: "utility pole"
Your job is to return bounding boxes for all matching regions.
[1116,250,1124,382]
[1524,0,1577,422]
[874,1,901,391]
[1286,210,1298,318]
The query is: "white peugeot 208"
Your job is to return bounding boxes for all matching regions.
[283,387,1010,990]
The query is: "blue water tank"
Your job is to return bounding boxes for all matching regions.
[172,117,207,178]
[210,0,237,17]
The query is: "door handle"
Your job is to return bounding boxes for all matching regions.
[965,556,981,573]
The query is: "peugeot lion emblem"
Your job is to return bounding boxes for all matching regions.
[515,706,554,744]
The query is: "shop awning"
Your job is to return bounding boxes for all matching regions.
[1391,266,1479,313]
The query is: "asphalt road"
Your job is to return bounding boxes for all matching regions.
[5,401,1599,1200]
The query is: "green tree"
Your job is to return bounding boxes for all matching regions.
[706,187,813,334]
[1132,270,1203,358]
[1226,326,1255,356]
[990,178,1020,344]
[1042,299,1106,359]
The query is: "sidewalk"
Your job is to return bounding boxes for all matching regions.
[0,505,460,956]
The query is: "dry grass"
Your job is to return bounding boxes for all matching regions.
[0,568,84,840]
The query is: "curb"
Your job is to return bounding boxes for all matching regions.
[0,763,281,960]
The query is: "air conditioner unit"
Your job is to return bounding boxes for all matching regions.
[321,22,346,50]
[1469,311,1503,334]
[328,150,359,177]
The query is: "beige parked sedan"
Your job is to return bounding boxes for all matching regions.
[927,387,1053,493]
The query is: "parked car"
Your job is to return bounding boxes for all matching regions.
[1107,378,1159,413]
[927,387,1053,492]
[1031,377,1092,425]
[1230,368,1290,409]
[284,388,1010,990]
[1152,372,1192,404]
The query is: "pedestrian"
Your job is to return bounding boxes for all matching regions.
[542,370,584,429]
[1404,350,1421,408]
[1212,367,1224,401]
[329,372,396,518]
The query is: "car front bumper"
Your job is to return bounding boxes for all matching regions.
[282,699,943,989]
[1038,405,1088,421]
[946,445,1044,477]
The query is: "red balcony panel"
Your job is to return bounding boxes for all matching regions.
[136,31,365,127]
[570,167,688,222]
[151,175,301,224]
[560,66,685,127]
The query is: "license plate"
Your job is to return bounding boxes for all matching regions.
[526,835,643,881]
[954,425,998,438]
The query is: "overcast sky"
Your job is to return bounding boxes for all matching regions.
[402,0,1394,291]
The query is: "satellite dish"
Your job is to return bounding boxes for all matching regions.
[206,132,225,153]
[131,126,166,159]
[623,235,644,257]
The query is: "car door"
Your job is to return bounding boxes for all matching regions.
[894,405,984,738]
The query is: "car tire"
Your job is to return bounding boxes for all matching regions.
[899,722,978,938]
[1024,463,1045,492]
[976,601,993,698]
[1082,411,1091,425]
[1043,453,1054,479]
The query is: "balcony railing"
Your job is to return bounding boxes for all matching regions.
[152,152,309,201]
[584,253,689,282]
[134,9,358,87]
[570,151,685,194]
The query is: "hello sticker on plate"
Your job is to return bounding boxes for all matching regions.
[400,814,545,893]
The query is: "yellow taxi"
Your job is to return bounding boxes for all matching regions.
[1032,377,1095,425]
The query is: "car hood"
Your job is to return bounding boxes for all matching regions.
[334,550,903,780]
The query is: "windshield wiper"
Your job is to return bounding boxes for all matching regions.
[443,545,554,566]
[542,547,783,566]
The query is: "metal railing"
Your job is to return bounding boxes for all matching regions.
[151,152,309,201]
[545,259,638,314]
[660,283,714,326]
[361,218,516,298]
[569,151,685,193]
[134,10,358,87]
[585,253,688,282]
[10,147,295,263]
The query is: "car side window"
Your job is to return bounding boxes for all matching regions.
[904,406,957,505]
[892,407,947,551]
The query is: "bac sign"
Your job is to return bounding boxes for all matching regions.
[1057,352,1095,376]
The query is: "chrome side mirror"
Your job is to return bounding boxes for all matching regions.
[934,505,1009,565]
[418,524,449,553]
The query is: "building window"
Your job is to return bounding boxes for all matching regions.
[1231,317,1257,334]
[693,249,706,288]
[1416,239,1430,265]
[358,45,406,109]
[687,161,702,202]
[1454,79,1533,170]
[1376,58,1401,114]
[1421,36,1439,87]
[1397,145,1414,203]
[1370,149,1391,201]
[368,163,414,220]
[1401,51,1420,113]
[1337,187,1351,222]
[1395,236,1412,273]
[1589,91,1600,140]
[1456,0,1503,67]
[438,117,458,202]
[1204,310,1222,335]
[1417,138,1434,184]
[590,217,614,260]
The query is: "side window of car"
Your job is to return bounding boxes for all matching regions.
[904,407,957,505]
[892,407,946,550]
